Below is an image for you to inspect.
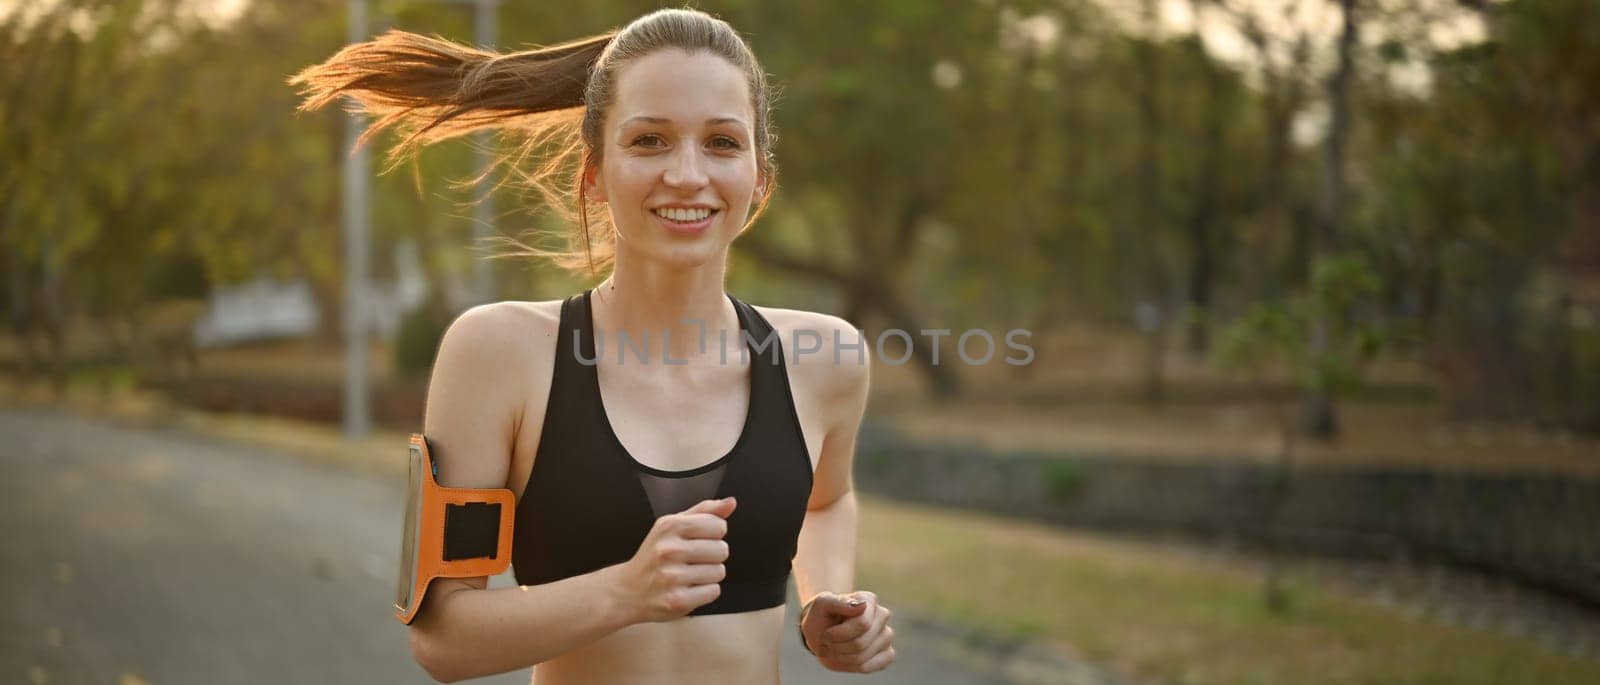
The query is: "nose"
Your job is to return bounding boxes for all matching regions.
[662,145,709,189]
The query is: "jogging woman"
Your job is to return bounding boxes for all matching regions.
[291,8,895,683]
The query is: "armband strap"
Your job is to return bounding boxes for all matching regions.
[394,433,515,625]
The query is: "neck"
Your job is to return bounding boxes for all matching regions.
[593,254,739,364]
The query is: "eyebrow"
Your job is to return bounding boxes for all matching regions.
[621,116,749,129]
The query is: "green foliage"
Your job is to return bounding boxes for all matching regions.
[1216,254,1387,399]
[147,252,211,300]
[1042,459,1088,502]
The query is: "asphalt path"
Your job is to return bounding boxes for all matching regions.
[0,409,1013,685]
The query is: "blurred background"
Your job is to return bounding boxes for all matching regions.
[3,0,1599,683]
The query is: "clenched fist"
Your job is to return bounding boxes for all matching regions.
[799,590,896,673]
[617,497,736,623]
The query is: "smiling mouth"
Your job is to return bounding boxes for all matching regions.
[652,207,718,224]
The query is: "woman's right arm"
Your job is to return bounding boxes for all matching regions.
[409,302,735,682]
[406,303,636,682]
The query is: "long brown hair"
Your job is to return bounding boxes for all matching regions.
[287,7,779,277]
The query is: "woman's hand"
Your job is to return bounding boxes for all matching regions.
[799,590,897,673]
[616,497,736,623]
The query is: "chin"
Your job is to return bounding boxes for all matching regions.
[626,238,731,270]
[615,215,747,266]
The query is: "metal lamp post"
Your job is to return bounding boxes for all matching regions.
[343,0,372,440]
[343,0,500,440]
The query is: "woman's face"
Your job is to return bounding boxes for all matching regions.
[587,49,765,268]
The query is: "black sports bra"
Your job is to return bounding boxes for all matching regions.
[512,289,815,615]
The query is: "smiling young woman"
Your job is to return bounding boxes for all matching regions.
[289,8,894,684]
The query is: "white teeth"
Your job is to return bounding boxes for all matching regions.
[654,207,713,222]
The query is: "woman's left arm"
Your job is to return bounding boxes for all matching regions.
[792,319,896,673]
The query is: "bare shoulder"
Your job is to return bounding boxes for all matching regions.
[436,298,566,402]
[468,299,564,343]
[454,298,564,335]
[749,304,870,406]
[434,299,562,375]
[422,299,566,487]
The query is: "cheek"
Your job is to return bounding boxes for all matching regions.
[711,158,759,193]
[610,161,656,192]
[603,152,666,188]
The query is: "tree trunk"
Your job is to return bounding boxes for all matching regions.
[41,242,69,397]
[1185,14,1226,357]
[4,235,39,385]
[1303,0,1358,441]
[867,285,962,400]
[1136,0,1169,405]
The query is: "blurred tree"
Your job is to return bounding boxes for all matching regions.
[1132,0,1175,404]
[1180,0,1227,357]
[1303,0,1359,440]
[1357,0,1599,432]
[1216,253,1385,611]
[3,0,1595,427]
[727,0,995,398]
[1211,0,1318,302]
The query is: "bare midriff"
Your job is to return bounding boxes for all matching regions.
[529,605,786,685]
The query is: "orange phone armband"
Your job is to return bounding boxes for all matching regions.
[395,433,514,625]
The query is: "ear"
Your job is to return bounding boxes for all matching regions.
[753,164,768,201]
[584,159,608,203]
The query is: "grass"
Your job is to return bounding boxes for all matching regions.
[855,493,1600,685]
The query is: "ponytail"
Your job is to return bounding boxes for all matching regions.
[288,29,612,169]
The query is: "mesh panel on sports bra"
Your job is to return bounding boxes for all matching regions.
[636,466,727,518]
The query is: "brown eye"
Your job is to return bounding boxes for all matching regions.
[710,136,741,150]
[631,134,665,148]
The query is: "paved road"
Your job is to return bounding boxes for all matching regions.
[0,409,1013,685]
